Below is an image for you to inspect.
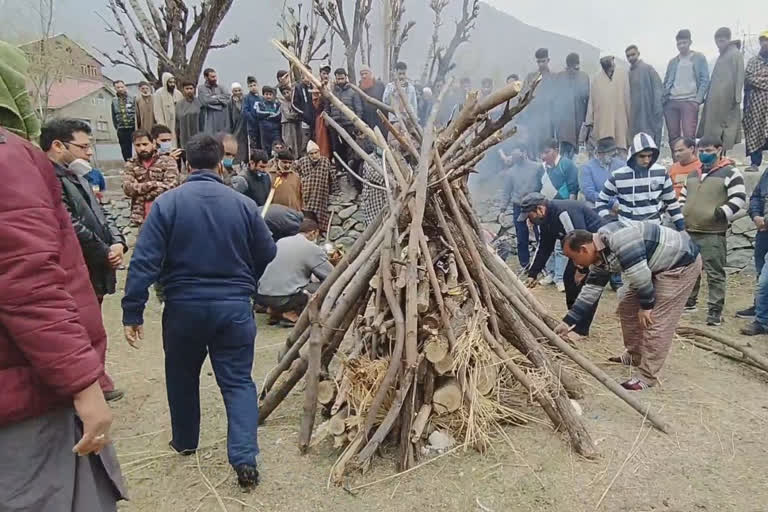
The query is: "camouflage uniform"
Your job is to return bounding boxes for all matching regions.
[122,154,180,226]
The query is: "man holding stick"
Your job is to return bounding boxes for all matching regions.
[557,224,701,390]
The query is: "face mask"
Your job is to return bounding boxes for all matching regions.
[531,216,546,225]
[699,152,717,165]
[158,141,173,154]
[222,157,234,168]
[68,158,92,177]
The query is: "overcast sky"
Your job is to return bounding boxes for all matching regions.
[486,0,764,70]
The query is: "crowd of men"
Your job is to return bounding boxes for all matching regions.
[1,24,768,511]
[502,28,768,392]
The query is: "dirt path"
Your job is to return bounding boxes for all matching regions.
[106,272,768,512]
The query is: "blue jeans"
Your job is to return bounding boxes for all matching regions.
[749,141,768,167]
[545,240,566,283]
[753,232,768,325]
[162,300,259,467]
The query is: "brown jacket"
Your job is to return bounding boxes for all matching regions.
[122,154,180,225]
[268,170,303,212]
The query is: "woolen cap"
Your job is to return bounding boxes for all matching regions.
[596,137,617,154]
[517,193,547,222]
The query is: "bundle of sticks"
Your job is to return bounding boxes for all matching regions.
[259,40,671,485]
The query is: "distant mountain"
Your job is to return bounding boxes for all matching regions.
[2,0,599,87]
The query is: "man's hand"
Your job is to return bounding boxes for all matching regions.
[574,269,587,285]
[714,207,726,222]
[524,276,538,289]
[170,148,184,160]
[107,244,124,269]
[72,381,113,456]
[755,216,766,231]
[638,309,653,329]
[124,325,144,348]
[611,202,620,214]
[554,322,573,336]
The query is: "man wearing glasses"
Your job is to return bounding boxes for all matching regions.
[40,118,127,402]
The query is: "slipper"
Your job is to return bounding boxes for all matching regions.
[267,317,281,326]
[279,319,297,328]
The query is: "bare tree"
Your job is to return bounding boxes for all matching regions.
[420,0,448,85]
[313,0,373,80]
[278,2,331,80]
[428,0,479,89]
[95,0,238,85]
[25,0,66,121]
[386,0,415,80]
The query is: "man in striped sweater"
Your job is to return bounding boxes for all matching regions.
[596,132,685,231]
[679,135,747,325]
[557,223,701,390]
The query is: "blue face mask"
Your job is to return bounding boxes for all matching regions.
[699,152,717,165]
[222,157,234,168]
[158,141,173,154]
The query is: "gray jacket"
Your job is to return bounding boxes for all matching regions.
[326,83,363,126]
[662,51,710,104]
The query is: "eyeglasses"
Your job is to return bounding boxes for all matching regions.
[65,141,93,151]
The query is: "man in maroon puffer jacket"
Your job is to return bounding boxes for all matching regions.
[0,128,126,510]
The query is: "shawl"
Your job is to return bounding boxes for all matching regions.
[744,55,768,154]
[294,155,333,231]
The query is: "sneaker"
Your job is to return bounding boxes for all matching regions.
[168,440,196,456]
[706,313,723,326]
[556,281,566,293]
[745,165,760,173]
[736,306,756,320]
[740,321,768,336]
[620,377,649,391]
[539,275,555,286]
[683,302,697,313]
[235,464,260,490]
[104,389,124,402]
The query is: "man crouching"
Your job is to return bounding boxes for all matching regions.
[556,223,702,390]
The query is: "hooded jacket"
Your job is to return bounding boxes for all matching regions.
[326,82,363,126]
[595,132,685,231]
[679,158,746,233]
[153,72,183,138]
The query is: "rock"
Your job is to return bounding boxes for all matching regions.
[727,248,753,270]
[115,217,129,228]
[338,204,358,220]
[120,209,131,219]
[328,204,344,213]
[482,223,501,235]
[125,233,137,248]
[328,226,344,241]
[427,430,455,451]
[331,214,343,226]
[335,236,356,247]
[728,236,753,250]
[342,218,357,231]
[732,216,757,235]
[113,200,130,209]
[354,222,365,231]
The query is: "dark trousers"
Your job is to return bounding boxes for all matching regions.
[512,204,535,268]
[260,124,281,155]
[564,260,598,336]
[116,128,134,161]
[663,100,698,144]
[749,141,768,167]
[162,300,259,468]
[687,232,727,314]
[330,127,361,192]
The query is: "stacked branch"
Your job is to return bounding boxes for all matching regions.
[259,40,671,485]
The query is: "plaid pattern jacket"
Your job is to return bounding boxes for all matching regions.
[293,155,333,231]
[564,222,699,326]
[122,154,180,226]
[744,55,768,155]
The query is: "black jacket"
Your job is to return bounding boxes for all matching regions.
[528,199,606,278]
[360,80,386,130]
[55,163,127,296]
[326,83,363,127]
[234,169,272,206]
[261,204,304,241]
[292,82,316,130]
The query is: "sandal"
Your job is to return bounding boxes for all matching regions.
[620,378,649,391]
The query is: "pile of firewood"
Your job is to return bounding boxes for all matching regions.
[258,40,670,486]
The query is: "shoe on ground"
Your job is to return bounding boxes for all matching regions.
[683,301,697,313]
[706,313,723,326]
[556,281,565,293]
[235,464,260,490]
[745,165,760,172]
[736,306,756,320]
[104,389,124,402]
[539,275,555,286]
[740,321,768,336]
[620,377,649,391]
[168,440,196,456]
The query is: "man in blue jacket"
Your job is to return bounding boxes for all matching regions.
[243,76,262,154]
[519,193,607,337]
[121,134,276,490]
[738,167,768,333]
[580,137,625,208]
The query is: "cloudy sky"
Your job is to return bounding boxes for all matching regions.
[487,0,765,69]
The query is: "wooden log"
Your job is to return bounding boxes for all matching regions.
[417,274,430,313]
[410,404,432,442]
[677,326,768,373]
[329,405,349,436]
[433,352,454,375]
[474,361,498,396]
[261,328,309,398]
[417,233,459,350]
[299,296,324,453]
[376,111,420,160]
[333,434,348,449]
[481,325,563,431]
[393,78,424,143]
[331,375,350,416]
[318,380,336,405]
[425,336,449,364]
[349,82,394,114]
[432,377,462,415]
